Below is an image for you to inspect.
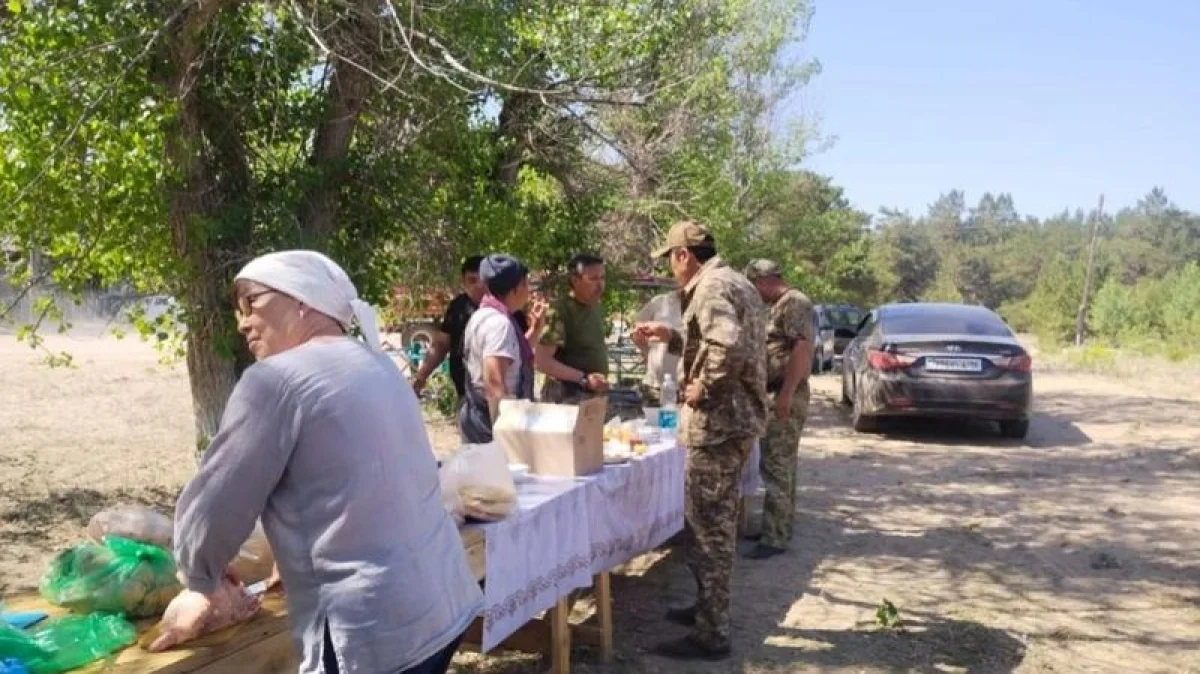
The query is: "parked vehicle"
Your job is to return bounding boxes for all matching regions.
[811,304,864,373]
[840,302,1033,438]
[811,309,835,373]
[387,286,452,351]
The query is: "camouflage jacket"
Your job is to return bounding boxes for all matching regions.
[766,287,814,391]
[667,256,768,447]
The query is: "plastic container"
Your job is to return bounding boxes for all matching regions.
[659,375,678,431]
[508,463,530,483]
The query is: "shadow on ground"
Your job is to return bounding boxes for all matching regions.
[454,512,1034,673]
[813,393,1093,449]
[0,486,177,545]
[762,618,1026,674]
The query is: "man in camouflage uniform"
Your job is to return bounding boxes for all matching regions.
[744,259,814,560]
[634,221,768,660]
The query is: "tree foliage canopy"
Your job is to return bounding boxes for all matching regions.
[2,0,858,445]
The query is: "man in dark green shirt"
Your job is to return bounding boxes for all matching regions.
[535,254,610,403]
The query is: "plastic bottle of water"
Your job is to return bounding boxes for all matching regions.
[659,374,678,431]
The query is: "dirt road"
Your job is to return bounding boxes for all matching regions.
[2,335,1198,672]
[570,370,1200,674]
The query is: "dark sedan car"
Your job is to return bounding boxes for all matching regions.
[840,303,1033,438]
[811,304,864,373]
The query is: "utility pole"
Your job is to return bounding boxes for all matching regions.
[1075,193,1105,347]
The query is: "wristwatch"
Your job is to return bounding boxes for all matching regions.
[578,373,590,389]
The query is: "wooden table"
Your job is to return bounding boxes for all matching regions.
[6,529,488,674]
[6,527,612,674]
[459,572,613,674]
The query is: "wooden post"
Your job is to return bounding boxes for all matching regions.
[549,597,571,674]
[594,573,614,662]
[1075,193,1105,347]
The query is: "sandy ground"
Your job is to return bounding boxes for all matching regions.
[2,333,1199,673]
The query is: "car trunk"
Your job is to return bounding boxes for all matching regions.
[883,333,1027,381]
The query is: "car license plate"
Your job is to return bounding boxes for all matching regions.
[925,357,983,373]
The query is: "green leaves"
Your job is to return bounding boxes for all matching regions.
[875,598,903,630]
[0,0,841,446]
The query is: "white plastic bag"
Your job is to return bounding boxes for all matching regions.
[445,443,518,522]
[86,506,173,548]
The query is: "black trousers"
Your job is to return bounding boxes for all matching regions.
[322,625,463,674]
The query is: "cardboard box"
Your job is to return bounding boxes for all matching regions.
[494,397,607,477]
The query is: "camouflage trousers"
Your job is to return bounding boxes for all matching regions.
[683,437,754,647]
[759,387,809,549]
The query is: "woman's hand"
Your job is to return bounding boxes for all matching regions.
[147,590,214,652]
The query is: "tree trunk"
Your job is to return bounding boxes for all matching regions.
[155,0,252,457]
[298,58,372,242]
[185,287,240,453]
[493,92,535,187]
[297,3,381,243]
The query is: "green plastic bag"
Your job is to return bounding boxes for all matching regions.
[0,613,135,674]
[40,536,182,619]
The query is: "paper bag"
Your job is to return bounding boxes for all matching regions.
[494,397,606,477]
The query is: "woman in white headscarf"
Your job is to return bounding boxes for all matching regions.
[153,251,483,674]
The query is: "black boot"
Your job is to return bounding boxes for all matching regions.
[664,604,697,627]
[651,634,732,661]
[743,543,786,560]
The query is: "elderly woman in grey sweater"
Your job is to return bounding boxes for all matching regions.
[151,251,482,674]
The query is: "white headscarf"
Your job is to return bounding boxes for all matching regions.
[234,250,382,352]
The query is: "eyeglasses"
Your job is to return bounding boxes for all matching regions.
[235,290,275,319]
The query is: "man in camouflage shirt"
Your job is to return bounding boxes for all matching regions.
[744,259,815,560]
[634,220,768,660]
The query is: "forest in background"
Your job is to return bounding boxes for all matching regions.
[860,187,1200,357]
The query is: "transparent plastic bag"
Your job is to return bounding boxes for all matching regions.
[144,579,261,651]
[438,463,466,527]
[40,536,182,619]
[86,506,173,549]
[228,523,275,585]
[445,442,518,522]
[0,613,135,674]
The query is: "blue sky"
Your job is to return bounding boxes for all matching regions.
[789,0,1199,219]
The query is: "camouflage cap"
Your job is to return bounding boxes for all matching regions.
[744,258,783,280]
[651,220,714,259]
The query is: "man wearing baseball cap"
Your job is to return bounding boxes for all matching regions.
[633,220,768,660]
[743,259,814,560]
[459,254,546,443]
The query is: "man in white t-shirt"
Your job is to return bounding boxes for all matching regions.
[632,291,681,406]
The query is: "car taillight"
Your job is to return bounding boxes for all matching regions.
[867,349,914,371]
[997,354,1033,373]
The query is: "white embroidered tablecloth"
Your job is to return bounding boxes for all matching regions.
[469,440,684,652]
